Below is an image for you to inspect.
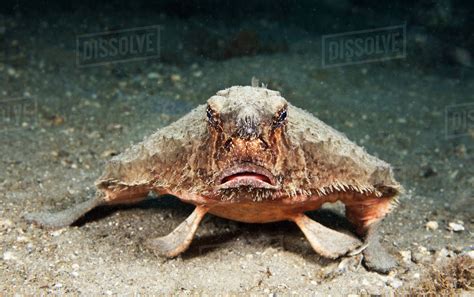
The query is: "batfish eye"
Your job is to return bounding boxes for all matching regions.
[273,107,287,128]
[277,110,287,122]
[206,106,213,121]
[206,105,220,128]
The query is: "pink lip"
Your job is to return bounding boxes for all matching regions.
[218,163,277,190]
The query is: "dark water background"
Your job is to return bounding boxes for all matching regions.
[1,0,473,68]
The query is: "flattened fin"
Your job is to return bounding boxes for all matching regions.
[292,214,363,259]
[145,206,208,257]
[288,104,401,198]
[362,222,397,273]
[24,193,104,229]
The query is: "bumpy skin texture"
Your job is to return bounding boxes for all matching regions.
[26,85,401,273]
[98,87,399,223]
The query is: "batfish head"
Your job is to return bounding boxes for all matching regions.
[205,86,289,194]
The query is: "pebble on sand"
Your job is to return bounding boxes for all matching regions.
[425,221,438,231]
[3,251,19,262]
[463,250,474,259]
[101,149,119,158]
[170,74,181,82]
[386,277,403,289]
[147,72,160,79]
[0,218,13,229]
[447,222,465,232]
[399,250,412,264]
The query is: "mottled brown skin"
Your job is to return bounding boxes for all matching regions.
[25,85,401,273]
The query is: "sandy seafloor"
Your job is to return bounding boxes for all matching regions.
[0,13,473,295]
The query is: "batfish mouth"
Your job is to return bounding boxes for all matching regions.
[217,163,278,190]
